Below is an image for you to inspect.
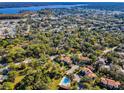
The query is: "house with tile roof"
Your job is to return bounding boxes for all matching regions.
[100,77,121,89]
[79,67,97,79]
[83,67,97,79]
[59,54,72,66]
[73,54,91,66]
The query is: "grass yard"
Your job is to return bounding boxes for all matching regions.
[48,78,61,90]
[14,76,25,86]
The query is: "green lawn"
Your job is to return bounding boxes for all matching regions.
[48,78,61,90]
[14,76,25,86]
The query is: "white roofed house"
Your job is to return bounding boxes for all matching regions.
[66,65,79,75]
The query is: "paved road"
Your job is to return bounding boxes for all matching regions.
[99,46,118,58]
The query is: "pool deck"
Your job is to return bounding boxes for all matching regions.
[59,76,71,89]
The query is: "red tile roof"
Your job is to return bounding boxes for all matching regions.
[80,56,89,60]
[82,67,97,78]
[86,65,94,71]
[60,55,72,64]
[101,77,121,87]
[78,54,90,61]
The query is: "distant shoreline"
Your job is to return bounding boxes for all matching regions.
[0,12,33,20]
[0,4,86,14]
[0,2,124,15]
[0,2,86,9]
[0,2,124,9]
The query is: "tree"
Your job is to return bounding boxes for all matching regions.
[26,44,51,58]
[80,76,91,82]
[6,47,25,63]
[9,63,19,70]
[19,63,27,70]
[83,82,92,89]
[2,82,14,90]
[0,40,9,47]
[8,71,18,82]
[92,86,101,90]
[16,70,51,90]
[89,54,97,62]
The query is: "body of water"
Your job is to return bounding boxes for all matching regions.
[0,4,86,14]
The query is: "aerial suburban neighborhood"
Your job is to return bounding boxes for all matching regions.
[0,2,124,90]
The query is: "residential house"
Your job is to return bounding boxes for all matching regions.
[79,67,97,79]
[73,54,90,66]
[97,57,106,65]
[66,65,79,75]
[59,54,72,66]
[86,65,94,71]
[100,77,121,89]
[73,74,81,83]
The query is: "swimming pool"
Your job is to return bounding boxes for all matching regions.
[59,76,71,87]
[63,77,70,84]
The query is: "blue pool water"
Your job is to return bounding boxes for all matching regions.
[0,4,86,14]
[63,77,70,84]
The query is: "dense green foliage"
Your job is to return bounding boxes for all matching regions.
[0,6,124,90]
